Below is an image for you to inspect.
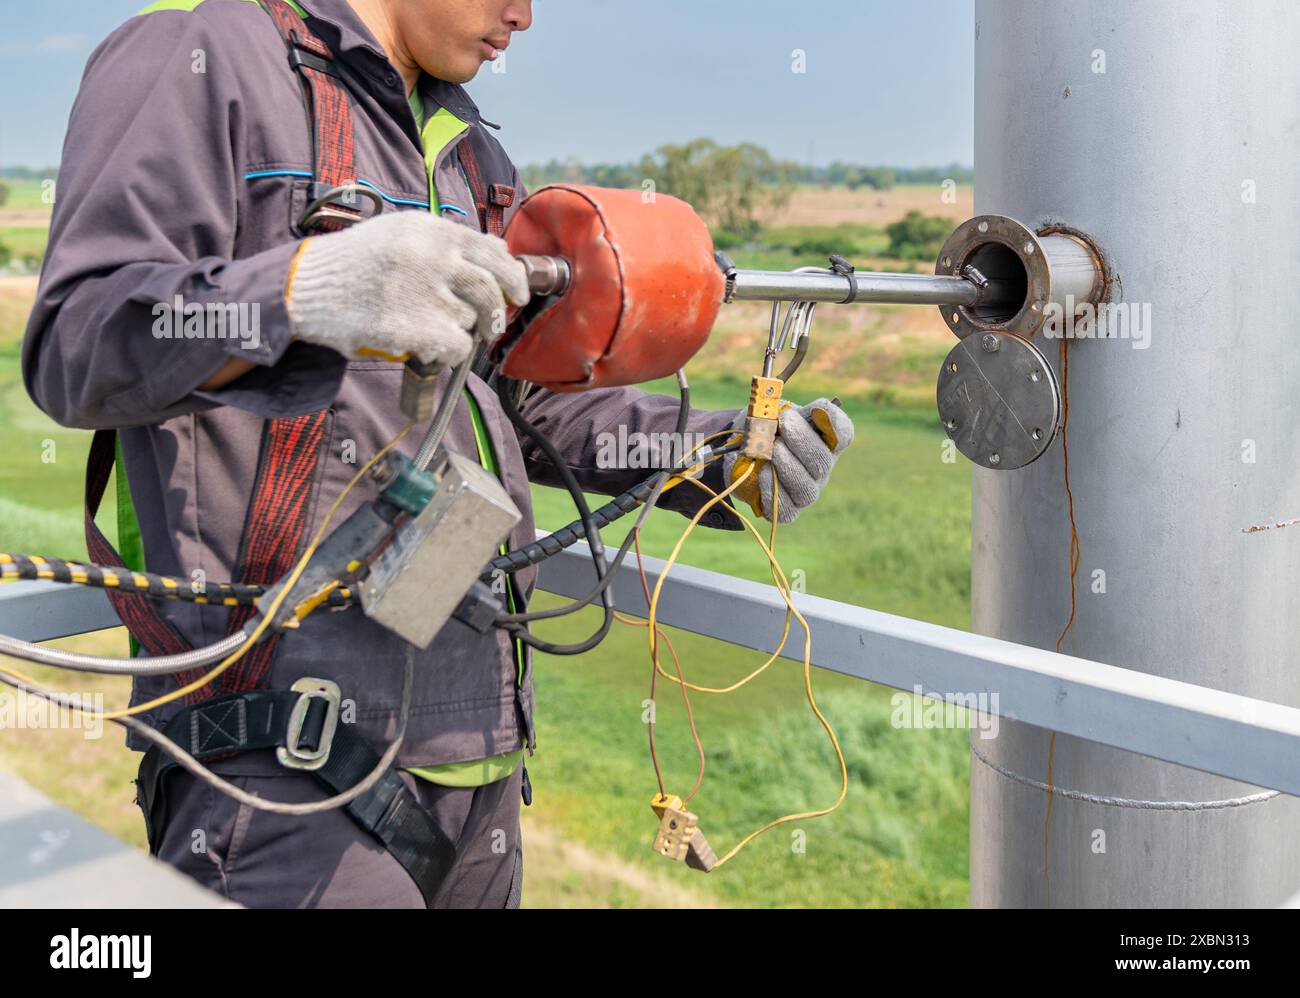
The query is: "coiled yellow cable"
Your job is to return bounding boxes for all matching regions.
[642,463,847,869]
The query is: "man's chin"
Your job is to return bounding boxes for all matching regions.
[418,57,480,85]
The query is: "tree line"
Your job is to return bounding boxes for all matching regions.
[0,167,57,180]
[521,147,972,196]
[519,139,970,244]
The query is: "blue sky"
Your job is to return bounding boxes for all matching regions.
[0,0,974,169]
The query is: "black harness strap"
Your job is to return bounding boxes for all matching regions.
[84,430,194,661]
[136,691,457,907]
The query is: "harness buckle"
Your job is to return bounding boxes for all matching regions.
[277,677,342,771]
[296,183,384,235]
[287,44,339,79]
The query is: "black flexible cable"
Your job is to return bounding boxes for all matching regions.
[496,472,668,624]
[494,380,695,625]
[493,375,615,655]
[482,480,655,580]
[482,383,704,582]
[497,377,717,653]
[497,422,750,623]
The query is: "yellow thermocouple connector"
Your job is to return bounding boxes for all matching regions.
[649,793,718,872]
[650,792,684,818]
[743,375,784,460]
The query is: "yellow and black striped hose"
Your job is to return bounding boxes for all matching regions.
[0,553,352,608]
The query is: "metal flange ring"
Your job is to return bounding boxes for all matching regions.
[935,215,1050,340]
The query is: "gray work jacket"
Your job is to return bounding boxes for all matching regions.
[22,0,738,770]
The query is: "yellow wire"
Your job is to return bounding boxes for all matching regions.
[619,609,793,695]
[625,492,794,695]
[0,423,414,720]
[618,436,794,694]
[658,429,743,497]
[644,464,753,661]
[645,463,848,869]
[0,661,42,689]
[633,433,790,695]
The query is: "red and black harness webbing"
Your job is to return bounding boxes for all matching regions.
[215,410,331,695]
[261,0,360,232]
[458,137,514,236]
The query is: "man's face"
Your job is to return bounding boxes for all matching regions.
[397,0,533,84]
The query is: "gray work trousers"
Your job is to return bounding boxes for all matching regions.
[145,755,524,908]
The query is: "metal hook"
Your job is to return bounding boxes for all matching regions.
[763,266,828,381]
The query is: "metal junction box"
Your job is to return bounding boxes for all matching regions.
[359,451,522,649]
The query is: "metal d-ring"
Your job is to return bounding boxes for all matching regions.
[297,183,384,234]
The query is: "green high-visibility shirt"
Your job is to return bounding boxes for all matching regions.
[404,86,527,788]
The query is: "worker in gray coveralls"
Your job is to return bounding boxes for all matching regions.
[23,0,854,907]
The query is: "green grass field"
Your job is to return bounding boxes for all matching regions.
[0,227,49,263]
[0,178,55,211]
[0,207,976,906]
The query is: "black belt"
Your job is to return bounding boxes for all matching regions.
[135,685,456,907]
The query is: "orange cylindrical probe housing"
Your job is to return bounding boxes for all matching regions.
[497,185,723,392]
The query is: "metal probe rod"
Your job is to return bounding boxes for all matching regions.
[732,269,986,306]
[518,254,1019,310]
[518,255,571,297]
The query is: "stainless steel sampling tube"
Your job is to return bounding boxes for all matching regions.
[519,254,1018,309]
[728,269,985,306]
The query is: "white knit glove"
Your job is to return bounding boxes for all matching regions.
[286,211,530,366]
[723,398,855,524]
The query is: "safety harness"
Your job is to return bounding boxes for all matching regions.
[90,0,513,906]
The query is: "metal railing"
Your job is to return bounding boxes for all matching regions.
[4,538,1300,797]
[0,769,237,908]
[4,539,1300,907]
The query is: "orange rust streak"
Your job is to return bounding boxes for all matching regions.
[1043,337,1082,905]
[1056,337,1081,655]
